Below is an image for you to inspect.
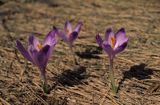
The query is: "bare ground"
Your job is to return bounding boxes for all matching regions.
[0,0,160,105]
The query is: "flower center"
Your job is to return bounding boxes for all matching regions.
[111,37,116,48]
[37,44,43,50]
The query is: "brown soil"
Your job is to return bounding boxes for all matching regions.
[0,0,160,105]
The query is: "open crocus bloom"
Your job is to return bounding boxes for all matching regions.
[16,28,57,80]
[57,20,82,46]
[96,28,129,59]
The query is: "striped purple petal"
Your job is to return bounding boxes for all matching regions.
[102,41,114,59]
[114,28,128,48]
[68,31,78,44]
[28,34,40,51]
[37,45,50,70]
[37,45,50,81]
[105,28,113,41]
[28,45,50,70]
[43,28,57,47]
[16,40,33,62]
[96,33,103,47]
[106,29,115,47]
[74,21,82,33]
[64,20,72,34]
[114,40,128,55]
[57,29,68,43]
[28,45,39,65]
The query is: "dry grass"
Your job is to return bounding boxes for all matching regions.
[0,0,160,105]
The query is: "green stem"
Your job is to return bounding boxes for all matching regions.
[40,69,49,94]
[69,45,78,65]
[42,80,48,94]
[109,58,118,93]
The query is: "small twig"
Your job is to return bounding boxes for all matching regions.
[19,60,28,81]
[0,98,11,105]
[26,85,49,105]
[92,92,95,105]
[99,92,120,105]
[6,59,14,77]
[14,48,21,63]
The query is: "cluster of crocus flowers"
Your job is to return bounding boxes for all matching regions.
[16,19,129,94]
[16,28,57,93]
[57,20,82,64]
[16,21,82,93]
[96,28,128,93]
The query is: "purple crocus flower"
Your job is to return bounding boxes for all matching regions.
[57,20,82,46]
[16,28,57,83]
[96,28,128,93]
[96,28,128,60]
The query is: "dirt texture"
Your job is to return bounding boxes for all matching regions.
[0,0,160,105]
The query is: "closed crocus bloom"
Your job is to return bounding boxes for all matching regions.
[16,28,57,93]
[57,20,82,46]
[57,20,83,65]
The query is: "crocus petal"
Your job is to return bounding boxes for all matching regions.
[74,21,82,33]
[106,29,115,47]
[64,20,72,34]
[37,45,50,81]
[105,28,113,41]
[57,29,68,43]
[37,45,50,70]
[102,41,114,59]
[16,40,33,62]
[47,41,56,58]
[96,33,103,47]
[68,31,78,44]
[44,28,56,58]
[114,28,128,48]
[46,46,54,59]
[43,28,57,47]
[114,40,128,55]
[28,34,40,50]
[28,45,50,70]
[28,45,39,65]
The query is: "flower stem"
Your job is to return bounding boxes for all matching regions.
[40,69,49,94]
[42,79,48,94]
[69,45,78,65]
[109,58,118,93]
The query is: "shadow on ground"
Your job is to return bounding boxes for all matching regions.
[118,63,154,91]
[123,63,153,80]
[75,45,102,59]
[54,66,88,86]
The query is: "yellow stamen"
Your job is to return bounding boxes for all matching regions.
[111,37,116,48]
[37,44,43,49]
